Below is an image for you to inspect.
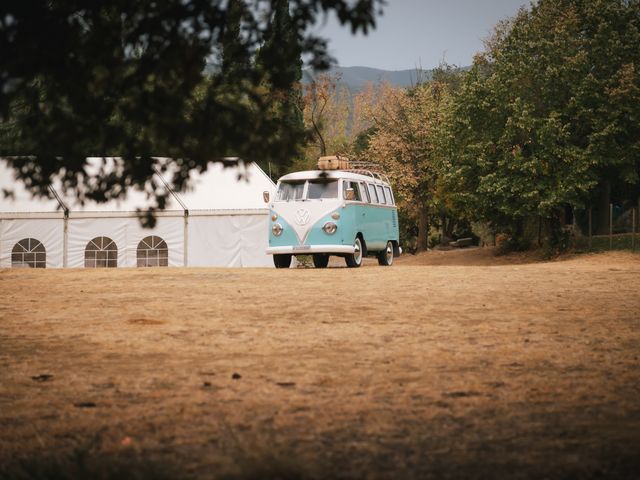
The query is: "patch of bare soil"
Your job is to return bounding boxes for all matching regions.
[397,245,554,266]
[1,251,639,479]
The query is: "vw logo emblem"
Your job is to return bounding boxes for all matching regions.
[295,208,310,225]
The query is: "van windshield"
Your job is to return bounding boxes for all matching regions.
[276,181,305,201]
[307,179,338,199]
[276,179,339,201]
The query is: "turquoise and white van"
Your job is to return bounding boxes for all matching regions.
[265,164,400,268]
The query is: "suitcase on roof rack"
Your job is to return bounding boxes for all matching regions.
[318,155,350,170]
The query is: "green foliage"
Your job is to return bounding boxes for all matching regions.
[256,0,306,177]
[352,126,377,155]
[219,0,251,82]
[0,0,383,207]
[440,0,640,250]
[470,221,496,246]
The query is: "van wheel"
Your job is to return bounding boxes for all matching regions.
[313,254,329,268]
[345,237,363,268]
[378,241,394,266]
[273,254,292,269]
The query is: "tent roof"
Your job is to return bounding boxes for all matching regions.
[54,158,166,214]
[0,161,65,215]
[1,159,275,216]
[174,162,275,211]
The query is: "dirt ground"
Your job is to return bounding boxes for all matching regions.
[1,248,639,479]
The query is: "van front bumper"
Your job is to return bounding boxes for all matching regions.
[266,245,356,255]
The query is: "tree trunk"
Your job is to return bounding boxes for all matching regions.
[417,205,429,252]
[595,179,611,235]
[537,216,542,247]
[311,118,326,156]
[440,214,449,246]
[444,216,456,242]
[543,211,566,252]
[515,218,524,241]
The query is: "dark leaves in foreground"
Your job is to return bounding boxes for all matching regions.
[0,1,384,213]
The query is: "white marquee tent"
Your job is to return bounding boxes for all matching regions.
[0,159,276,268]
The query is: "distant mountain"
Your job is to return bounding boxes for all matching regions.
[333,66,432,90]
[303,66,433,93]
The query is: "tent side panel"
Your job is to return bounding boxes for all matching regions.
[124,216,184,267]
[187,213,272,267]
[235,214,273,267]
[188,216,242,267]
[0,218,64,268]
[67,216,184,268]
[67,217,128,268]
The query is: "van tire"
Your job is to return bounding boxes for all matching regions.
[377,241,394,266]
[313,254,329,268]
[345,237,363,268]
[273,254,292,269]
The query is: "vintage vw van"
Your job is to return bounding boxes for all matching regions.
[265,165,400,268]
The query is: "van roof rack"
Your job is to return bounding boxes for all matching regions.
[345,161,391,184]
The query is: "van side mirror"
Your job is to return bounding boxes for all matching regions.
[345,188,355,201]
[263,191,270,203]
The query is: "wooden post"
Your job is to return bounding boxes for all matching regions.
[589,207,593,250]
[609,203,613,249]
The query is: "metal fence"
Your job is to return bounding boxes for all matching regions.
[573,201,639,252]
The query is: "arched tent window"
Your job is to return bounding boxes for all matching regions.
[137,236,168,267]
[85,237,118,268]
[12,238,46,268]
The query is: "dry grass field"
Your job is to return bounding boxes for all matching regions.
[1,249,639,479]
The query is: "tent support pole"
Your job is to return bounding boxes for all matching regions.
[63,211,69,268]
[48,185,70,268]
[151,166,190,267]
[183,210,189,267]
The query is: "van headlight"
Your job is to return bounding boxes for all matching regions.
[272,223,283,236]
[323,222,337,235]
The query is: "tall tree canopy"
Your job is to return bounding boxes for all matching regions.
[256,0,305,177]
[360,80,451,251]
[302,72,352,162]
[0,0,383,208]
[440,0,640,244]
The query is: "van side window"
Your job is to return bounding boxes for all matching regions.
[383,186,394,205]
[367,183,378,203]
[360,182,371,203]
[343,180,362,201]
[376,185,385,204]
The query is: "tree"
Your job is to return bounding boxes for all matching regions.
[440,0,640,249]
[301,73,352,165]
[0,0,384,210]
[256,0,306,178]
[219,0,251,82]
[359,80,451,251]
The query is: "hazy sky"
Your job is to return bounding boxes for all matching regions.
[313,0,532,70]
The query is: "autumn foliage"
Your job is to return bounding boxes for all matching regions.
[322,0,640,252]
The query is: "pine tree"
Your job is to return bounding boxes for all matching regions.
[257,0,305,177]
[219,0,250,81]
